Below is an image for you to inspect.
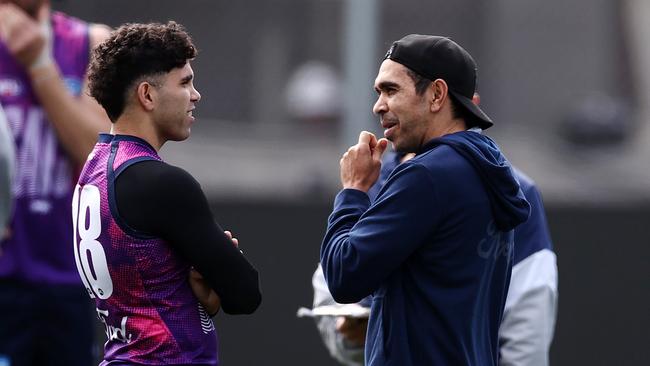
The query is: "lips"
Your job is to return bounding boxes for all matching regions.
[186,109,195,123]
[382,118,398,139]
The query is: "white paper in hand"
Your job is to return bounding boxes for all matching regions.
[297,303,370,319]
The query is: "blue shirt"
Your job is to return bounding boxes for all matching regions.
[321,131,530,366]
[375,159,553,267]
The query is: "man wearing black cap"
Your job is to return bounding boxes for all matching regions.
[320,34,530,365]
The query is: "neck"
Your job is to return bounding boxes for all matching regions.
[111,111,163,151]
[439,118,467,136]
[423,116,467,144]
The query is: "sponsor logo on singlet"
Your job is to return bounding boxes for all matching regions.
[96,308,133,344]
[0,79,22,98]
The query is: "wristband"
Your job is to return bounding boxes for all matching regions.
[29,50,53,71]
[28,18,53,71]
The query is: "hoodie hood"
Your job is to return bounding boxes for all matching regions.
[418,130,530,231]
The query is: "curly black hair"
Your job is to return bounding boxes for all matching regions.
[88,21,197,122]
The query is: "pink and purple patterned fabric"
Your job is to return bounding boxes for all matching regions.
[74,134,217,365]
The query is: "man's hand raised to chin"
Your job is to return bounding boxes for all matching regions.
[340,131,388,192]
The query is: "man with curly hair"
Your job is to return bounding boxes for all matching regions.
[75,21,261,365]
[0,1,111,364]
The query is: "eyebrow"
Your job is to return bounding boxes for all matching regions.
[375,81,400,92]
[180,74,194,83]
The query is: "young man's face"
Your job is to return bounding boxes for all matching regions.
[372,59,431,153]
[152,62,201,143]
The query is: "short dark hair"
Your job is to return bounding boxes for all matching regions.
[88,21,197,122]
[405,68,431,96]
[448,93,478,129]
[405,67,477,128]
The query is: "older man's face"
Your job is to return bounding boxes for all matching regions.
[372,60,432,153]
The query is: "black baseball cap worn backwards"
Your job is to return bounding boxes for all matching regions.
[384,34,493,129]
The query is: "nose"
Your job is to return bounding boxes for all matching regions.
[373,94,387,115]
[191,86,201,103]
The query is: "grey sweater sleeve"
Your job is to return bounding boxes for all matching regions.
[499,249,558,366]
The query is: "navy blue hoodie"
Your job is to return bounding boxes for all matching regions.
[321,130,530,366]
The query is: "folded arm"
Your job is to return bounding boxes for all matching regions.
[116,160,262,314]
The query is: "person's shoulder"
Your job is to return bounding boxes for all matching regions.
[384,157,440,191]
[416,141,463,159]
[51,11,111,55]
[51,11,97,36]
[146,161,198,184]
[118,161,207,212]
[88,23,112,48]
[122,160,200,192]
[513,166,535,187]
[411,144,470,174]
[512,167,540,197]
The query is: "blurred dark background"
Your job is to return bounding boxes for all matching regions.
[206,201,649,366]
[54,0,650,364]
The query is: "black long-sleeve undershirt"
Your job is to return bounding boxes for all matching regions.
[115,160,261,314]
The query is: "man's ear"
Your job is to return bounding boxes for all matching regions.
[136,81,156,112]
[430,79,448,113]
